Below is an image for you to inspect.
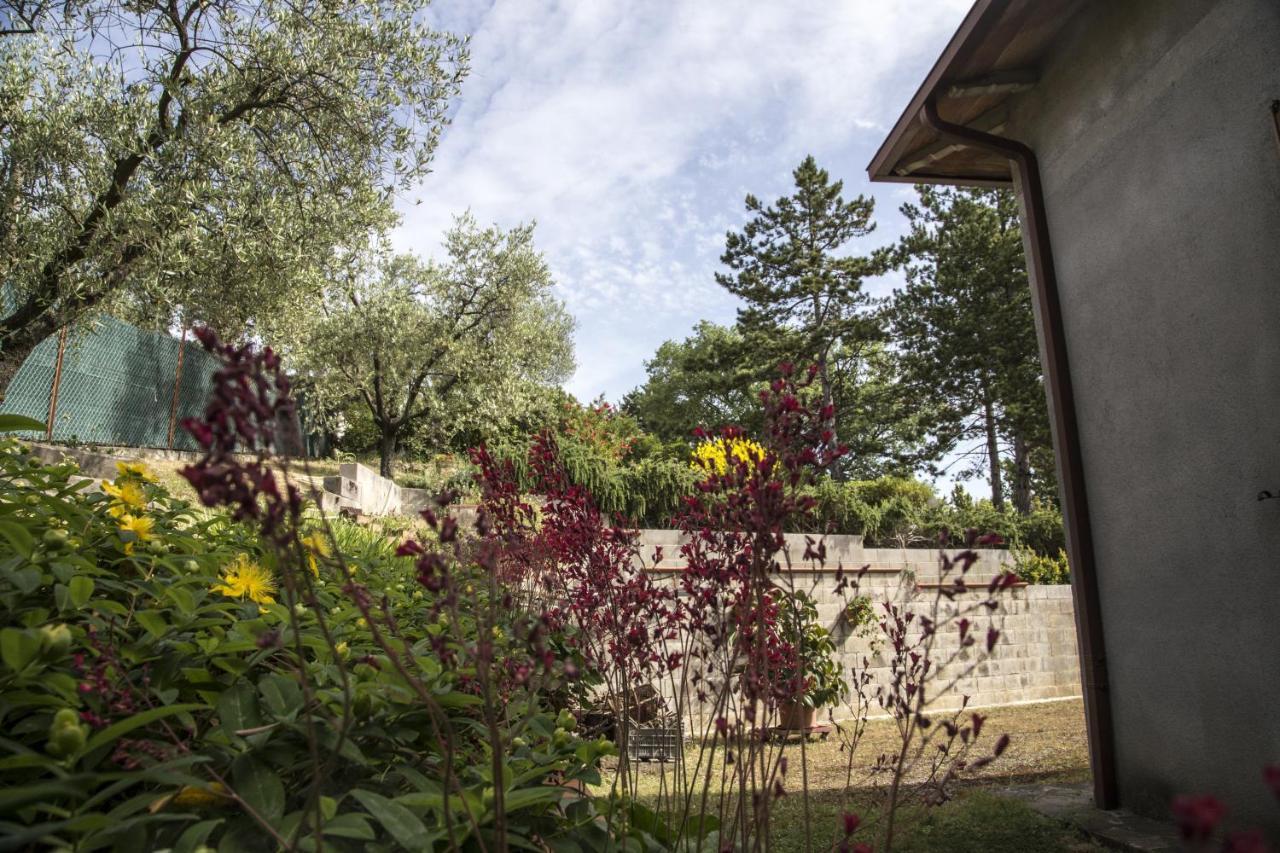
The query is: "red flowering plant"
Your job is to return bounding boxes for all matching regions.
[637,363,848,848]
[859,527,1021,850]
[471,430,682,805]
[1168,767,1280,853]
[584,362,1021,853]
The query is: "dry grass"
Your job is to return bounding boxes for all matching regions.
[606,698,1098,851]
[139,456,342,505]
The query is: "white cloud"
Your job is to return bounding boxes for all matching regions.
[397,0,972,401]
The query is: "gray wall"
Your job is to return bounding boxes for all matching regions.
[1006,0,1280,827]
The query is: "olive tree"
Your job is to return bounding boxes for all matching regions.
[0,0,468,393]
[299,217,575,478]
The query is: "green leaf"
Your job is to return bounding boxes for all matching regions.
[232,754,285,824]
[0,779,86,814]
[0,628,40,672]
[0,521,34,558]
[69,575,94,608]
[10,567,41,595]
[502,786,564,813]
[0,414,46,433]
[174,819,224,853]
[216,681,260,738]
[134,610,168,638]
[351,789,429,849]
[258,673,302,720]
[319,795,338,821]
[84,704,206,754]
[322,812,376,840]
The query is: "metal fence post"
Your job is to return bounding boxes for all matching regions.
[44,326,69,441]
[166,325,188,450]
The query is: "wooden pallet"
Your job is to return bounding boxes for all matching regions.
[760,723,835,743]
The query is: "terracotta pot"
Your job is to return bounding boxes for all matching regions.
[778,700,816,731]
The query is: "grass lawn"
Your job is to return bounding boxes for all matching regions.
[614,698,1099,851]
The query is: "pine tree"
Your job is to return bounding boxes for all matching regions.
[891,186,1051,513]
[716,156,889,474]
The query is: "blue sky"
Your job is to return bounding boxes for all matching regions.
[395,0,972,404]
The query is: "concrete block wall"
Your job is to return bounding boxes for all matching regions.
[310,473,1081,717]
[316,462,436,517]
[642,552,1081,727]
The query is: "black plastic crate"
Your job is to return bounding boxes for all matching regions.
[626,722,681,763]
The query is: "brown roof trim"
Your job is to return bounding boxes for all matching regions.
[866,0,1007,182]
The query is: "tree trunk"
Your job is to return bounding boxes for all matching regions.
[982,389,1005,511]
[816,356,844,481]
[378,429,397,479]
[1012,432,1032,515]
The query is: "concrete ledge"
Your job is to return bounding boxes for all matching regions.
[1001,782,1184,852]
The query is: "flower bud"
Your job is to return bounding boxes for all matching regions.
[40,624,72,658]
[46,711,87,757]
[52,708,79,729]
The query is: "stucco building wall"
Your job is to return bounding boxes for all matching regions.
[1004,0,1280,824]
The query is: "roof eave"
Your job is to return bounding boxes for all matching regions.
[866,0,1008,183]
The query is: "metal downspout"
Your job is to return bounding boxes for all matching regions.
[921,97,1119,810]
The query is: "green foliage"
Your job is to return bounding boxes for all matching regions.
[0,441,616,850]
[492,436,696,528]
[1013,549,1071,585]
[298,217,575,478]
[777,591,847,709]
[892,187,1053,511]
[0,0,468,384]
[715,156,932,478]
[622,321,764,445]
[811,476,1065,556]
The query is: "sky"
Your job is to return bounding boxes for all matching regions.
[394,0,973,405]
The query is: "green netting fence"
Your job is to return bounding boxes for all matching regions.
[0,316,324,456]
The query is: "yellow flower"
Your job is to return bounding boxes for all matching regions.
[169,782,232,809]
[115,460,158,483]
[300,531,331,577]
[691,436,769,475]
[212,554,276,605]
[334,641,349,658]
[118,514,154,555]
[101,479,147,518]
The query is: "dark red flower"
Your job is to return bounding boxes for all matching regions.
[1224,829,1270,853]
[1171,793,1227,841]
[1264,764,1280,802]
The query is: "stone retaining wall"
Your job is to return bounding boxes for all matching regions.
[313,467,1082,714]
[633,534,1082,722]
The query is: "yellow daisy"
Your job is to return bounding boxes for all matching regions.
[102,479,147,519]
[212,554,276,605]
[300,531,332,577]
[115,460,158,483]
[118,514,154,555]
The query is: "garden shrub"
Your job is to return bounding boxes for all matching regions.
[1013,549,1071,585]
[0,379,613,850]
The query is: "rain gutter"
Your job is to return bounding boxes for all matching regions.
[920,97,1120,810]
